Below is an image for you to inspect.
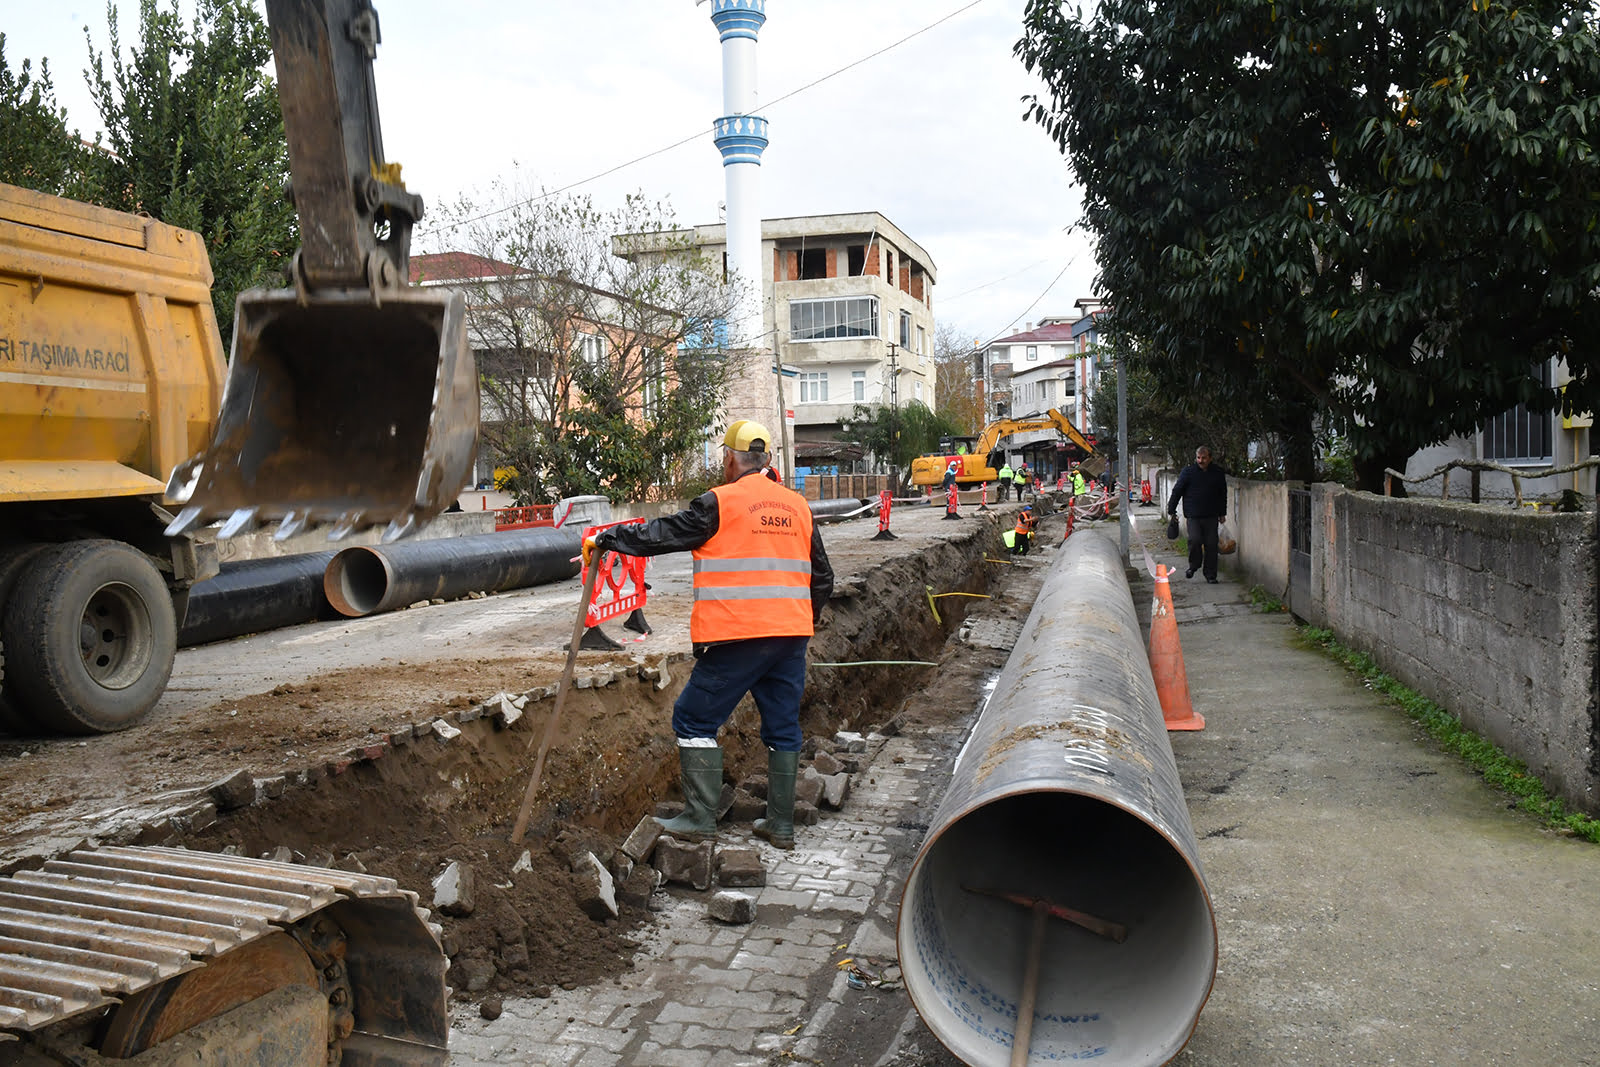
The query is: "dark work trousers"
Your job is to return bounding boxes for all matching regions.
[1187,516,1220,580]
[673,636,809,751]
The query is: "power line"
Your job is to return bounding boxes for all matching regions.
[981,254,1079,347]
[421,0,991,239]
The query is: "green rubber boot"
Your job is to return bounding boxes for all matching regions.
[655,746,722,841]
[753,749,799,850]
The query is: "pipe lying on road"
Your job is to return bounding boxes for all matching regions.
[324,527,581,618]
[898,532,1216,1067]
[178,552,337,647]
[808,497,869,522]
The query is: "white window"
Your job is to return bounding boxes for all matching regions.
[1026,345,1038,361]
[790,297,878,341]
[1055,345,1073,360]
[914,380,924,402]
[852,370,865,401]
[899,311,911,349]
[576,332,606,365]
[1483,360,1554,462]
[800,371,829,403]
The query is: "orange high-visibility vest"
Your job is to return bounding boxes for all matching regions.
[691,475,816,643]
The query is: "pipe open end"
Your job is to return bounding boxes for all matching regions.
[899,791,1216,1067]
[324,547,392,617]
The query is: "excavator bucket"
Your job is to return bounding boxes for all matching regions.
[165,285,477,543]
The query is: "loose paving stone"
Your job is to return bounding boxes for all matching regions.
[551,829,613,870]
[617,864,658,909]
[714,848,765,888]
[723,789,765,823]
[819,772,851,810]
[433,860,476,917]
[708,891,757,925]
[810,751,843,776]
[574,853,618,920]
[432,718,462,741]
[655,837,713,891]
[832,730,867,752]
[204,769,255,811]
[794,800,819,826]
[620,815,662,862]
[794,766,824,808]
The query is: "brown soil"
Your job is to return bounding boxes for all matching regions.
[0,506,1059,1004]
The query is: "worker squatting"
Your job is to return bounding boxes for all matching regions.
[0,338,132,374]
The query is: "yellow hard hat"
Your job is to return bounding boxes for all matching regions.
[723,419,772,453]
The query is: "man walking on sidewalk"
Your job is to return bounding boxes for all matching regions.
[1167,445,1228,583]
[585,419,833,850]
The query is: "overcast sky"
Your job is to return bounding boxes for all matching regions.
[6,0,1099,347]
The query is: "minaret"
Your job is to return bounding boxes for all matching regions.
[708,0,785,473]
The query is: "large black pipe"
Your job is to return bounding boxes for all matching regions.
[325,527,582,618]
[808,498,870,522]
[178,552,338,647]
[898,532,1216,1066]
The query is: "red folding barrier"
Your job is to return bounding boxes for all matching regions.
[495,504,555,531]
[581,519,648,627]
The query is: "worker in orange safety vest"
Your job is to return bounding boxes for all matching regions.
[584,420,833,850]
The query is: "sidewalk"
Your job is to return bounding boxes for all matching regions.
[448,520,1600,1066]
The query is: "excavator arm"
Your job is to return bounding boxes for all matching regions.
[909,408,1095,487]
[165,0,477,546]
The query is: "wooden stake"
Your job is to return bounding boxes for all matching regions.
[510,558,603,844]
[1010,901,1050,1067]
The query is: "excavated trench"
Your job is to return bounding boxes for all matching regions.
[164,522,1008,1003]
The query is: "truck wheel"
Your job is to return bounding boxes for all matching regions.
[0,543,54,736]
[2,540,177,734]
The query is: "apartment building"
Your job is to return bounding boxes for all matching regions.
[616,212,937,465]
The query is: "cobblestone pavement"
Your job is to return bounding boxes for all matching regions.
[448,732,949,1066]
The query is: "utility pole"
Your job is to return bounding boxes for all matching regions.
[1118,352,1130,562]
[887,341,901,482]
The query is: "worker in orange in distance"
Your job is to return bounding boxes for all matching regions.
[582,420,833,850]
[1011,504,1036,556]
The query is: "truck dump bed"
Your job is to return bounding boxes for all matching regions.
[0,183,225,504]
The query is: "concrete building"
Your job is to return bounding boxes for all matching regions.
[978,299,1111,475]
[615,211,937,471]
[1404,358,1597,500]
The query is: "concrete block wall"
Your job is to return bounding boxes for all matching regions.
[1223,478,1293,598]
[1233,485,1598,814]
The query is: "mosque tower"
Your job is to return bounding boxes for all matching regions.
[707,0,786,474]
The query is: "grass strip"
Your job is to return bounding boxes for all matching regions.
[1298,626,1600,845]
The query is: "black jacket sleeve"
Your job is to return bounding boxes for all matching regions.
[809,526,834,624]
[599,492,719,556]
[1167,466,1191,515]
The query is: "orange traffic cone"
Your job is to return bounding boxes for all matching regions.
[1150,564,1204,731]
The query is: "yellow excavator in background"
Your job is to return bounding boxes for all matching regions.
[909,408,1097,487]
[1,1,459,1060]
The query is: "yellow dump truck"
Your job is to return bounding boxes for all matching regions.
[0,183,225,734]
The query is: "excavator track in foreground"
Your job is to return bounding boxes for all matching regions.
[0,845,447,1065]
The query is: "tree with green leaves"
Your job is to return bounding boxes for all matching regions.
[838,400,965,489]
[432,184,735,504]
[86,0,296,341]
[0,36,99,199]
[1019,0,1600,491]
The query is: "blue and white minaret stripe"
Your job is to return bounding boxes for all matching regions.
[710,0,766,41]
[713,115,769,166]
